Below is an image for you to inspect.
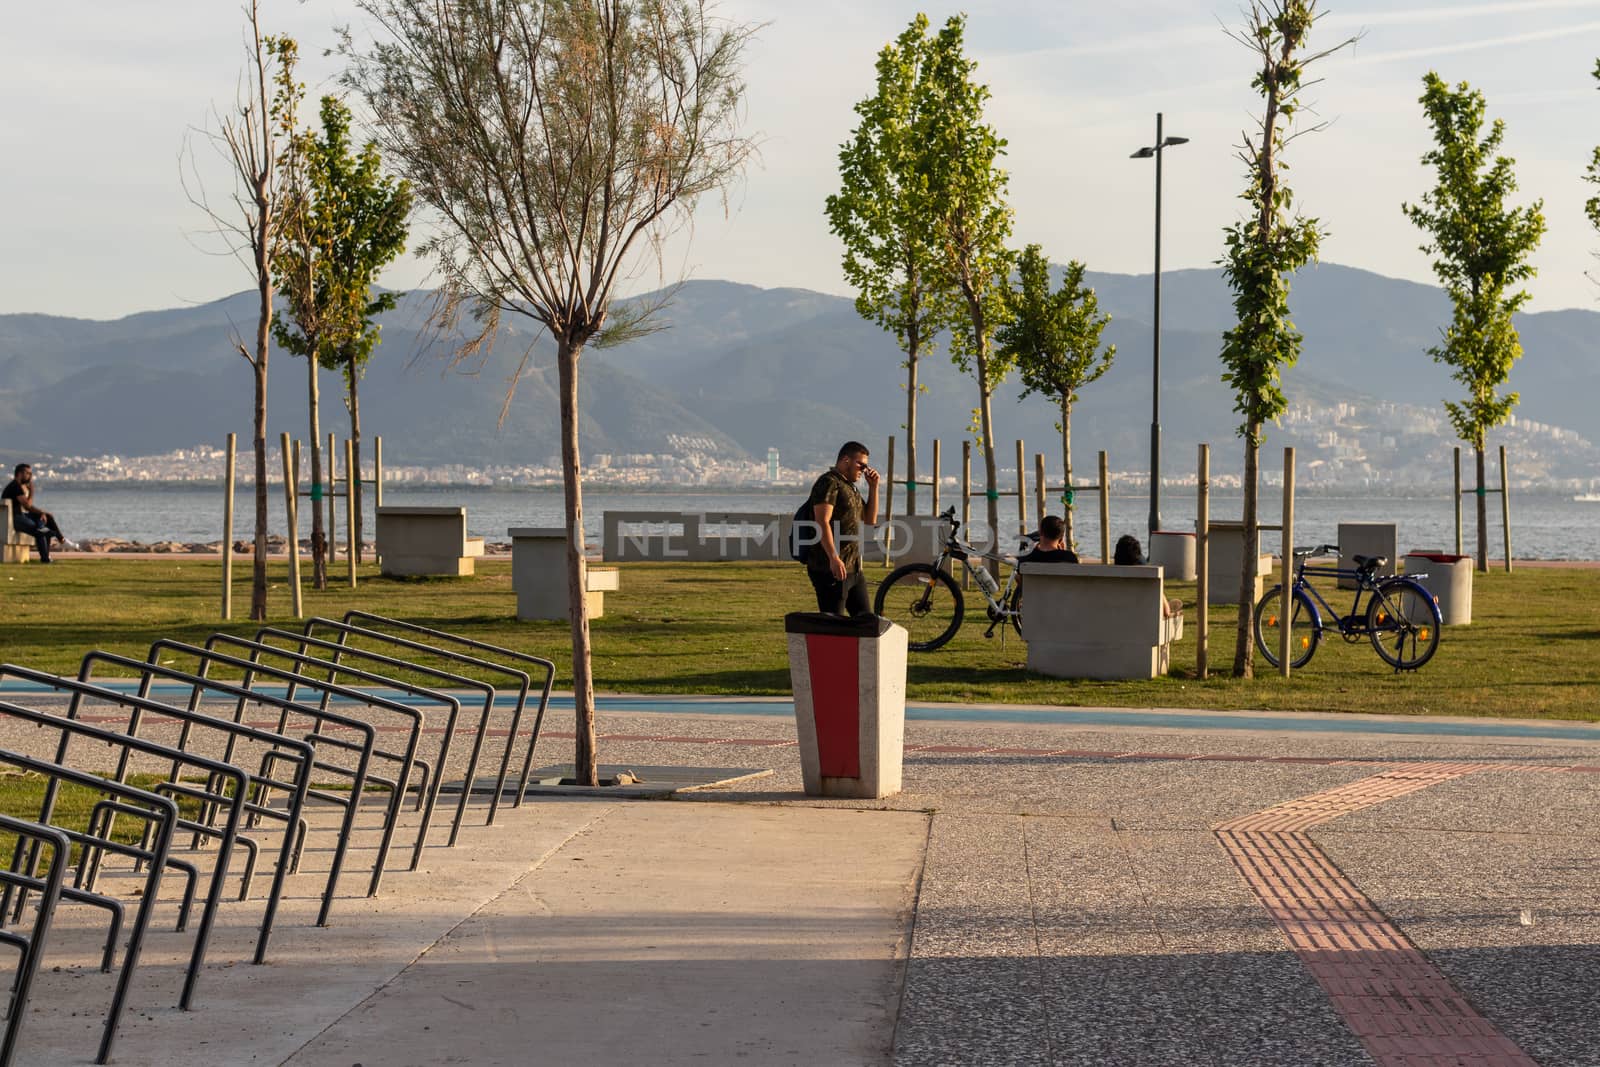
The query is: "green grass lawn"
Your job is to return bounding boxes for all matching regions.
[0,557,1597,721]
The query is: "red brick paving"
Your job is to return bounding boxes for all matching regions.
[1217,763,1540,1066]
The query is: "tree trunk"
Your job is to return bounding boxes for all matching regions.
[904,336,919,516]
[251,360,269,621]
[307,352,326,590]
[349,371,364,565]
[977,357,999,546]
[1475,444,1488,573]
[1233,424,1260,678]
[556,337,598,786]
[1060,395,1075,550]
[250,246,271,622]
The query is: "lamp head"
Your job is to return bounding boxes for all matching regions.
[1163,136,1190,147]
[1130,146,1155,159]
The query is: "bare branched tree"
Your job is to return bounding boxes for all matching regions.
[344,0,758,784]
[182,0,299,620]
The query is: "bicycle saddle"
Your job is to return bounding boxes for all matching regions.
[1352,554,1388,571]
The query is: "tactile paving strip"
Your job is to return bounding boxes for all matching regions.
[1217,763,1539,1066]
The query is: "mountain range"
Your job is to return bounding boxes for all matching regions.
[2,263,1597,481]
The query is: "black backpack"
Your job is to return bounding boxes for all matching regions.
[788,500,812,563]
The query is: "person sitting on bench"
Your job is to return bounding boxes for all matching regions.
[3,463,71,563]
[1114,533,1182,618]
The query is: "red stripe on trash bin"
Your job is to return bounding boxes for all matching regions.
[805,633,860,778]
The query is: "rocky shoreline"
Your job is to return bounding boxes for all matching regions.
[70,537,515,556]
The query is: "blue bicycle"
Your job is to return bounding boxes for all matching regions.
[1255,544,1442,672]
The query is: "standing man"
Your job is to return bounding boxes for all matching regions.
[806,441,880,616]
[3,463,69,563]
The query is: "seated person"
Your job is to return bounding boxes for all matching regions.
[1113,533,1181,618]
[3,463,70,563]
[1020,514,1078,565]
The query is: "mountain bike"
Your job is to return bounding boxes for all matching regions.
[872,507,1034,652]
[1255,544,1442,671]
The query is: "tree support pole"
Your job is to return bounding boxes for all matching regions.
[1279,447,1295,678]
[280,432,303,618]
[1500,445,1512,574]
[222,434,236,620]
[1196,443,1209,679]
[345,438,357,588]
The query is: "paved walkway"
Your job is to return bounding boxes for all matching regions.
[5,698,1597,1066]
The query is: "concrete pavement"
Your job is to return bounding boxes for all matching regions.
[3,699,1596,1066]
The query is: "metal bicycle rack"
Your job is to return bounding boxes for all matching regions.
[336,611,556,803]
[0,613,561,1065]
[0,748,178,1065]
[0,816,68,1067]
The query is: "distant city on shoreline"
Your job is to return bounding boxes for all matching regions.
[21,440,1600,497]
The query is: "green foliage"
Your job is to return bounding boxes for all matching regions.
[825,14,941,359]
[999,247,1114,408]
[1217,1,1342,445]
[1402,72,1546,450]
[917,14,1014,382]
[272,96,412,386]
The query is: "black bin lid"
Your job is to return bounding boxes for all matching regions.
[784,612,893,637]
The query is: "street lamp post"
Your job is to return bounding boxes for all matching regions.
[1131,113,1188,543]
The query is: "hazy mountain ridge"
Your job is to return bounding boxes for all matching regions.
[2,263,1597,482]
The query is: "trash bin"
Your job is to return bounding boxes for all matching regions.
[1403,552,1473,625]
[1148,530,1197,580]
[785,613,907,799]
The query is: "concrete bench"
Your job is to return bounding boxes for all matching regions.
[1202,521,1273,605]
[1018,563,1184,680]
[1338,522,1397,589]
[375,506,478,577]
[3,504,34,564]
[510,527,620,620]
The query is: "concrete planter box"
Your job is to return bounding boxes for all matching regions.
[1403,552,1472,625]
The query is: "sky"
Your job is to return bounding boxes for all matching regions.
[2,0,1598,320]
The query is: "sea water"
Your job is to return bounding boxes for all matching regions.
[35,484,1600,560]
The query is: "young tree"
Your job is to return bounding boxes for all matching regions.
[345,0,756,785]
[274,89,346,590]
[1403,72,1546,573]
[825,14,942,514]
[183,0,298,620]
[919,14,1014,544]
[275,95,412,577]
[996,248,1114,550]
[1218,0,1353,677]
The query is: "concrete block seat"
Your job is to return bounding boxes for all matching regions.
[1339,522,1398,590]
[375,506,478,577]
[510,528,620,620]
[1202,520,1273,605]
[1018,563,1183,680]
[3,504,34,563]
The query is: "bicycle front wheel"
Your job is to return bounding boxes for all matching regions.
[874,564,964,651]
[1367,579,1441,670]
[1254,586,1320,669]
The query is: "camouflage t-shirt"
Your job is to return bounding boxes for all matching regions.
[806,469,864,575]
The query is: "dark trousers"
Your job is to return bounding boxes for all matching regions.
[808,568,870,617]
[13,513,53,562]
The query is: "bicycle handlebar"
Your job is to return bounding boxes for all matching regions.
[1293,543,1339,558]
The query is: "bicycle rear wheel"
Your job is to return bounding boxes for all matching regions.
[1366,579,1441,670]
[874,563,964,651]
[1253,586,1320,669]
